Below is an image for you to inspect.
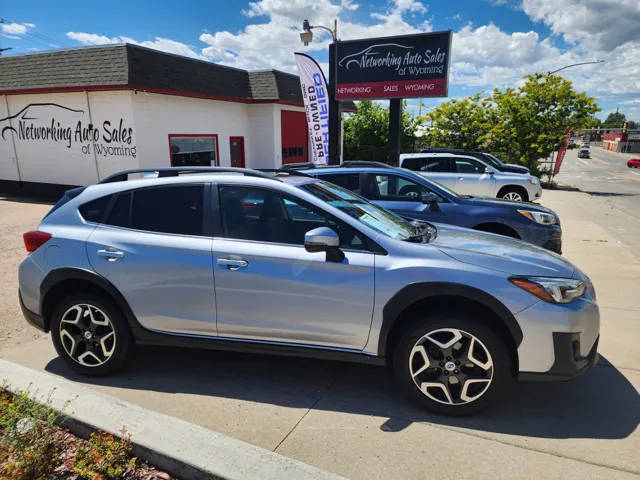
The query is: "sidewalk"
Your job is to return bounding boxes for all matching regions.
[1,189,639,479]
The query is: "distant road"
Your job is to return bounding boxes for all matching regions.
[555,147,640,195]
[553,146,640,251]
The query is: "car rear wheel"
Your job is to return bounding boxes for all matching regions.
[393,312,513,416]
[51,293,134,376]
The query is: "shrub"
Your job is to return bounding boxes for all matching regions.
[0,387,65,480]
[73,428,137,480]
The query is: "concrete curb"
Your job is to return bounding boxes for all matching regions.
[0,359,346,480]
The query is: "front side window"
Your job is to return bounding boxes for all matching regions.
[368,174,445,202]
[301,181,419,241]
[455,158,485,174]
[219,185,366,250]
[169,135,218,167]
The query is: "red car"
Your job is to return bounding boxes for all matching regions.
[628,158,640,168]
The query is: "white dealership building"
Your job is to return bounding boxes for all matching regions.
[0,44,352,194]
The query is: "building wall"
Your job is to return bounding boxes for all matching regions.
[1,89,308,187]
[1,90,136,185]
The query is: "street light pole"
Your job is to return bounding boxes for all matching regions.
[300,19,341,165]
[548,60,604,75]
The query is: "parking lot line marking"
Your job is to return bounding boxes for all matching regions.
[607,171,640,182]
[590,156,609,165]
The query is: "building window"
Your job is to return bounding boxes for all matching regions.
[169,135,219,167]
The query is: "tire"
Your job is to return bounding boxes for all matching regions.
[498,186,528,202]
[392,311,513,416]
[50,292,134,376]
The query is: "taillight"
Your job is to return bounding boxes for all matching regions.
[23,231,52,252]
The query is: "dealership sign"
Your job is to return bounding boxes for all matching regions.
[0,103,137,158]
[295,52,330,165]
[335,30,452,100]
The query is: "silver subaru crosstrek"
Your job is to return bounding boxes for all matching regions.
[19,167,599,416]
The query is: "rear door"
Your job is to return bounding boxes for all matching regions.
[86,184,216,336]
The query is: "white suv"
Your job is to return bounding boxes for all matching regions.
[400,153,542,202]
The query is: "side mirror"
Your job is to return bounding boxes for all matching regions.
[304,227,344,262]
[421,193,438,205]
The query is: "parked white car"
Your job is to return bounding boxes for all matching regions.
[399,153,542,202]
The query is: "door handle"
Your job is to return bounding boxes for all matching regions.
[97,248,124,261]
[217,258,248,270]
[458,177,464,180]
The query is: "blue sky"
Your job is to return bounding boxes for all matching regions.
[2,0,639,121]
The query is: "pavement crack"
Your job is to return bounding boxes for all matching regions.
[272,372,337,453]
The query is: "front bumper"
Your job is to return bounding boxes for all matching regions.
[19,289,47,332]
[542,228,562,254]
[519,333,599,381]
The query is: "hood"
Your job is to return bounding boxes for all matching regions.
[431,223,574,277]
[459,196,557,214]
[501,163,529,174]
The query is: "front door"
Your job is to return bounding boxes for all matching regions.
[452,157,495,196]
[230,136,245,168]
[86,184,216,336]
[212,184,375,349]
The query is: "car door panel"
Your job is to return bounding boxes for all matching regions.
[87,227,216,336]
[213,239,375,349]
[212,184,375,350]
[85,184,216,336]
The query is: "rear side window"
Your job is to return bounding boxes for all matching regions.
[403,157,451,172]
[131,185,204,236]
[319,174,362,194]
[79,194,111,223]
[106,192,131,228]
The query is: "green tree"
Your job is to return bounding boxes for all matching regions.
[487,74,600,174]
[418,94,492,150]
[604,111,626,126]
[343,100,419,163]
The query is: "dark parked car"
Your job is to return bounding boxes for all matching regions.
[303,165,562,253]
[420,148,530,174]
[578,149,590,158]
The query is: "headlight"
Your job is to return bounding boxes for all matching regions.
[518,209,557,225]
[510,277,586,304]
[528,177,538,185]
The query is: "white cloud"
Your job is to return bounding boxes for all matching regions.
[522,0,640,52]
[67,32,205,60]
[67,32,120,45]
[1,22,35,35]
[200,0,431,72]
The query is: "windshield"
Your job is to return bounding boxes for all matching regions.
[301,180,419,241]
[485,153,505,167]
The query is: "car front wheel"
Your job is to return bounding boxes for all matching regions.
[393,312,513,416]
[498,187,527,202]
[51,293,134,376]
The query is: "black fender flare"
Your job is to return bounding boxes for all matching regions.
[40,267,144,335]
[378,282,523,357]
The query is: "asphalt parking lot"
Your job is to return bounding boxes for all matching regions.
[1,150,639,479]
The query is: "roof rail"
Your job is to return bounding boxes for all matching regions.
[341,161,394,168]
[256,169,312,177]
[280,162,317,171]
[99,167,279,184]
